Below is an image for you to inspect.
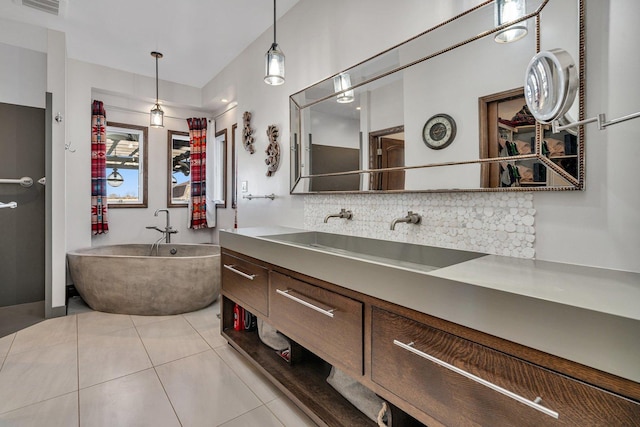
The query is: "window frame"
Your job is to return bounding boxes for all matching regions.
[167,129,191,208]
[105,122,148,208]
[213,128,228,208]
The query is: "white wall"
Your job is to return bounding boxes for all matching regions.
[0,42,46,108]
[47,29,67,309]
[66,60,223,251]
[310,110,359,149]
[212,106,239,236]
[201,0,472,230]
[203,0,639,272]
[535,0,640,271]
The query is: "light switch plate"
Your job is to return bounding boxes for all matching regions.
[241,181,248,192]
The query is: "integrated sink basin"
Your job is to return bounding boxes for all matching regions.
[260,231,486,272]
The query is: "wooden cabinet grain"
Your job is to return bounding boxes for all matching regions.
[371,307,640,426]
[221,252,269,317]
[220,248,640,427]
[269,271,363,375]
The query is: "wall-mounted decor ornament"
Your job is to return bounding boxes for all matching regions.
[265,125,280,177]
[242,111,255,154]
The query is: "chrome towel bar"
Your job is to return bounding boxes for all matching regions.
[0,177,33,187]
[243,193,276,200]
[0,201,18,209]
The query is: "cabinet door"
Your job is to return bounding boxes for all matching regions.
[221,253,269,317]
[269,271,363,375]
[371,307,640,426]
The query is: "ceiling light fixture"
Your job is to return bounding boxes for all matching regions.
[333,73,355,103]
[494,0,528,44]
[107,168,124,187]
[150,51,164,127]
[264,0,285,85]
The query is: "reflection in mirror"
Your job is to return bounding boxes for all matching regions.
[168,130,190,207]
[231,123,238,209]
[479,88,577,188]
[370,126,405,191]
[106,122,148,207]
[213,129,227,208]
[290,0,583,194]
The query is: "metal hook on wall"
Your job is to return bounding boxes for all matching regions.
[65,141,76,153]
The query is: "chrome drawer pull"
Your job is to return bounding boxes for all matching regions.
[393,340,559,419]
[276,289,335,318]
[223,264,256,281]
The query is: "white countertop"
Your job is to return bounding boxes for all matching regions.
[430,255,640,322]
[220,227,640,382]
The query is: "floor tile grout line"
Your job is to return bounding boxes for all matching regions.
[0,315,80,418]
[134,318,184,427]
[216,404,278,427]
[76,314,81,427]
[182,311,221,351]
[152,365,184,427]
[76,311,138,337]
[3,316,78,358]
[264,398,304,427]
[0,391,79,418]
[212,344,281,407]
[0,333,17,372]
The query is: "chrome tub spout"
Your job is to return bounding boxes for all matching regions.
[324,208,353,223]
[390,211,422,230]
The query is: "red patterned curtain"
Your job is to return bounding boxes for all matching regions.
[187,118,208,229]
[91,100,109,235]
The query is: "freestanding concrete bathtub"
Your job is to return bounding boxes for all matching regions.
[67,244,220,315]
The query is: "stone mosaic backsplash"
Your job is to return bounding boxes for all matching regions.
[304,192,536,259]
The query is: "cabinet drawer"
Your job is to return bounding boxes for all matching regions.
[269,271,363,374]
[371,307,640,426]
[221,253,269,317]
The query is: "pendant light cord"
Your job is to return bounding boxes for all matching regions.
[155,55,159,105]
[273,0,277,46]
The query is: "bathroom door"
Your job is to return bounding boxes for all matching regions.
[0,102,46,311]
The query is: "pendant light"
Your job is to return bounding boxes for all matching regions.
[494,0,528,44]
[107,168,124,187]
[150,51,164,127]
[264,0,285,85]
[333,73,355,103]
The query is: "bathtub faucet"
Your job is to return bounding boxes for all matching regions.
[149,235,165,257]
[151,209,178,243]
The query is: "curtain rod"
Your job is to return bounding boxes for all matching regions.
[102,104,237,121]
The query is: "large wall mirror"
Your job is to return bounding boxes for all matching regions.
[290,0,584,194]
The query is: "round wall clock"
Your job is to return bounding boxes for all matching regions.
[422,114,457,150]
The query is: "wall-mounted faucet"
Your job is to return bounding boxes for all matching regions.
[390,211,422,230]
[324,208,353,223]
[148,209,178,244]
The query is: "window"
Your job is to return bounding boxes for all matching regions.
[106,122,148,207]
[168,130,191,207]
[213,129,227,208]
[167,127,226,208]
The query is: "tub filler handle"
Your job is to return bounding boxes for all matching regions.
[223,264,256,281]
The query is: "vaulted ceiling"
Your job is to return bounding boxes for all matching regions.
[0,0,299,88]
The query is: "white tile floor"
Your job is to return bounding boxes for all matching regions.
[0,299,318,427]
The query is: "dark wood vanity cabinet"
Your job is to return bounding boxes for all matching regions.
[221,252,269,317]
[371,307,640,426]
[220,249,640,427]
[269,271,363,375]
